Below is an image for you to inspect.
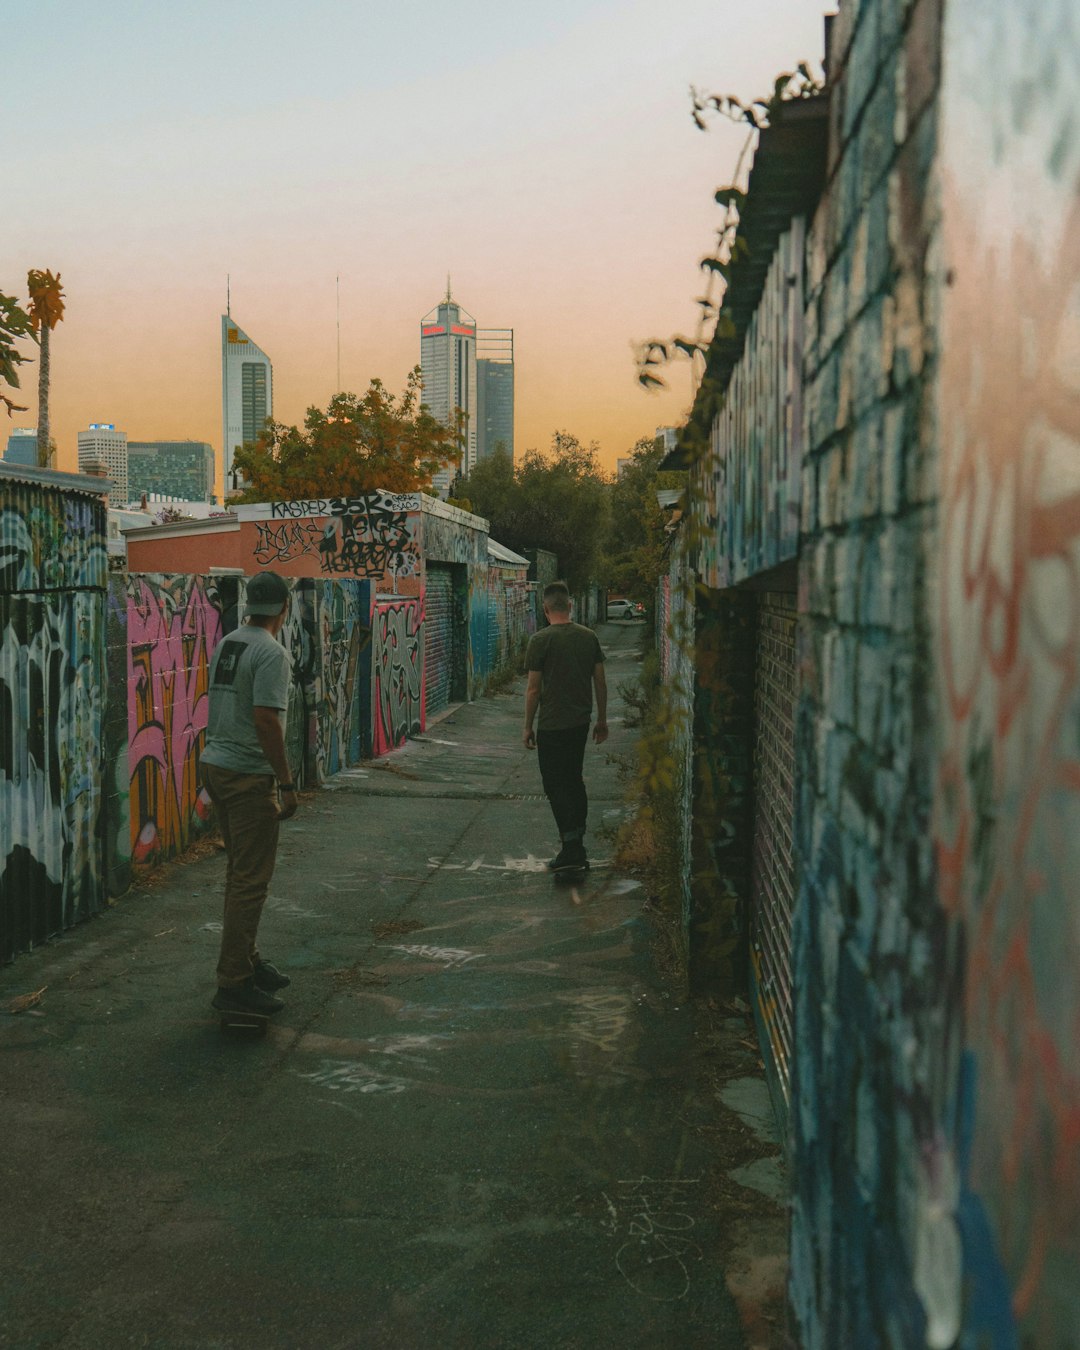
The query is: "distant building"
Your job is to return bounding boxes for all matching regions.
[221,314,272,496]
[128,440,216,503]
[421,287,478,496]
[476,328,514,464]
[4,428,38,467]
[77,423,128,503]
[656,426,679,454]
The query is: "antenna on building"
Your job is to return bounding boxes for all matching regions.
[446,274,452,303]
[336,274,341,393]
[226,274,231,318]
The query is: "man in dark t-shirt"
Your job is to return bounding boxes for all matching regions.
[523,581,607,872]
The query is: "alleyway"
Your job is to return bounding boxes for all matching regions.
[0,623,783,1350]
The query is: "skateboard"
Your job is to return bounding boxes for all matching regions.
[552,863,590,884]
[217,1009,269,1037]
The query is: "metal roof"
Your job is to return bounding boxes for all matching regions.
[0,459,111,499]
[488,538,530,567]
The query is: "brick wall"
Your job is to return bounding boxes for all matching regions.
[791,0,946,1342]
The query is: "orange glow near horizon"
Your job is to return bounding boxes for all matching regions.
[4,1,825,500]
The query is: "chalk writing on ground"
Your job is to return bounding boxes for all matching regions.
[601,1177,703,1302]
[381,944,485,968]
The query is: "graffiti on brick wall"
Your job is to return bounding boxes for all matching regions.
[372,598,423,755]
[127,575,223,866]
[319,581,370,775]
[0,590,104,960]
[242,494,420,581]
[935,25,1080,1339]
[694,223,804,590]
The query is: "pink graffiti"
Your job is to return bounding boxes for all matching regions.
[127,577,223,860]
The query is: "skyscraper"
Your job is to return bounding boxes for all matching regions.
[77,423,128,503]
[128,440,216,503]
[221,314,273,495]
[4,428,38,467]
[476,328,515,463]
[420,287,477,496]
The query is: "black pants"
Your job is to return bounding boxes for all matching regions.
[536,724,590,840]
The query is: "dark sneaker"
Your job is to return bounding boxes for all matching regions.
[212,981,284,1016]
[551,841,588,872]
[253,959,290,991]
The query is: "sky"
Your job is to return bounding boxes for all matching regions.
[4,0,826,495]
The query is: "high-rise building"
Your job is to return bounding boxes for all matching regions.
[420,287,477,495]
[128,440,216,503]
[77,424,128,503]
[476,328,515,463]
[221,314,273,495]
[4,428,38,467]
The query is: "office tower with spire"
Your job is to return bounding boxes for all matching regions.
[476,328,514,463]
[221,310,273,495]
[420,283,477,496]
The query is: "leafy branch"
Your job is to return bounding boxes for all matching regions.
[636,64,823,395]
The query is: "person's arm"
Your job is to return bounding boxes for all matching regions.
[523,670,542,749]
[592,663,608,744]
[253,707,299,820]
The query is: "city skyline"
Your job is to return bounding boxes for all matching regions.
[4,0,826,499]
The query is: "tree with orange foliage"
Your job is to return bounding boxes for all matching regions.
[26,269,65,468]
[232,368,463,502]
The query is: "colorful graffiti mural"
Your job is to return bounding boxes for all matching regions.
[0,474,108,962]
[934,3,1080,1340]
[319,580,371,775]
[0,591,105,961]
[127,574,226,866]
[372,598,423,756]
[103,576,131,897]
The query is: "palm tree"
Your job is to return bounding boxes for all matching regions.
[27,269,65,468]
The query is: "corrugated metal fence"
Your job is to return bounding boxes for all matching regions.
[1,476,108,963]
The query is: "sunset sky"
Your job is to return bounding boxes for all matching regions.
[5,1,825,495]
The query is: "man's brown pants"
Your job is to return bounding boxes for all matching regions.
[203,765,281,988]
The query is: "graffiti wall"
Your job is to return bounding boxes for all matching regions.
[789,0,947,1343]
[237,494,421,588]
[372,597,423,756]
[318,580,371,775]
[103,575,131,897]
[933,0,1080,1342]
[0,473,108,963]
[694,222,805,590]
[127,574,233,867]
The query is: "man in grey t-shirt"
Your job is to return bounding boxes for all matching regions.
[202,571,297,1017]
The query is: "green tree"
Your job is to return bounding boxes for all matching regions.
[604,434,684,603]
[459,433,611,592]
[0,289,36,420]
[233,368,462,502]
[27,269,65,468]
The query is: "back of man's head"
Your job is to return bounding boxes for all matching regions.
[543,582,571,614]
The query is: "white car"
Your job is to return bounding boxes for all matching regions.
[606,599,642,620]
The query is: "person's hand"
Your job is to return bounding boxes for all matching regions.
[277,788,299,820]
[593,722,609,745]
[523,727,536,750]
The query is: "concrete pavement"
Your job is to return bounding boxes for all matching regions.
[0,622,782,1349]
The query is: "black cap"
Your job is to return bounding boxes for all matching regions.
[245,571,290,617]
